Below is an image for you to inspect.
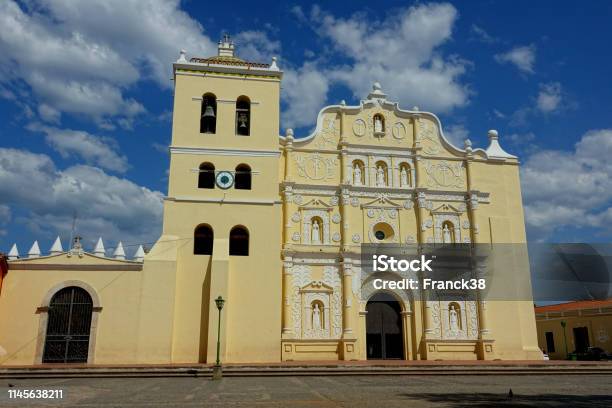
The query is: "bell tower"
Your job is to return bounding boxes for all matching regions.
[162,36,283,363]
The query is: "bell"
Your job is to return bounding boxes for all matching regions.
[202,105,215,118]
[238,113,248,128]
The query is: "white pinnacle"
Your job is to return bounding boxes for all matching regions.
[113,241,126,260]
[8,244,19,260]
[28,241,41,258]
[49,236,63,255]
[93,237,106,257]
[134,245,145,262]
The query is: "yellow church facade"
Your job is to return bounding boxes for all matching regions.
[0,38,543,365]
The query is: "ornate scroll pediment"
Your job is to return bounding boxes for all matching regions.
[300,281,334,293]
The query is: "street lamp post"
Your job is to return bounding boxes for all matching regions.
[212,295,225,380]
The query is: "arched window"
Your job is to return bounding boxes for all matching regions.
[352,160,365,186]
[373,113,385,135]
[198,162,215,189]
[235,164,251,190]
[229,226,249,256]
[194,224,214,255]
[235,96,251,136]
[200,93,217,134]
[399,163,412,187]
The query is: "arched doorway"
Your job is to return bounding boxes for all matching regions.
[42,287,93,363]
[366,292,404,359]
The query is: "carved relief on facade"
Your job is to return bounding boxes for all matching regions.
[423,160,465,189]
[315,114,340,149]
[418,119,441,155]
[295,153,338,181]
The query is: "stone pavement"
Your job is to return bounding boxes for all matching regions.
[1,374,611,407]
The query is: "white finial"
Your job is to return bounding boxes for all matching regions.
[412,106,420,111]
[113,241,126,260]
[177,49,187,63]
[8,244,19,260]
[485,129,516,159]
[134,245,145,262]
[367,82,387,100]
[286,128,294,139]
[93,237,105,257]
[50,236,63,255]
[464,139,472,148]
[340,100,346,106]
[270,56,279,71]
[28,241,41,258]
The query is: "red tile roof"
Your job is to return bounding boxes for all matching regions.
[535,299,612,313]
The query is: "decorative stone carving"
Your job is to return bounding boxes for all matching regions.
[292,232,300,242]
[291,212,301,223]
[332,213,341,224]
[353,119,367,137]
[403,200,414,210]
[352,234,361,243]
[332,232,341,242]
[405,235,415,243]
[293,195,303,205]
[424,160,464,189]
[418,120,441,155]
[302,210,331,245]
[434,213,461,244]
[323,266,343,339]
[295,153,337,181]
[291,265,312,338]
[392,122,406,140]
[462,219,470,229]
[421,219,433,231]
[367,209,376,218]
[330,196,339,206]
[350,197,360,207]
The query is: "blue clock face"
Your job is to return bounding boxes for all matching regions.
[215,171,234,189]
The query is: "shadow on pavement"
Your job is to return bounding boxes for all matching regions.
[400,392,612,408]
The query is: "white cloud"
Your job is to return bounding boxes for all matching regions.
[0,0,216,126]
[495,45,536,74]
[281,63,330,130]
[444,124,469,147]
[470,24,497,43]
[28,125,129,173]
[233,31,280,63]
[37,104,61,124]
[312,3,470,114]
[522,129,612,239]
[0,148,163,246]
[536,82,562,113]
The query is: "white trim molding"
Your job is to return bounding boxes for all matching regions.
[170,146,281,157]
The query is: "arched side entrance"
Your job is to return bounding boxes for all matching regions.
[366,292,404,359]
[41,286,94,363]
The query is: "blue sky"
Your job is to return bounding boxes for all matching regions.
[1,0,612,256]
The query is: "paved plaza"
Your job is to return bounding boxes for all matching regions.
[1,374,611,407]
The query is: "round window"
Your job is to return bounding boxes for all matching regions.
[372,222,394,241]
